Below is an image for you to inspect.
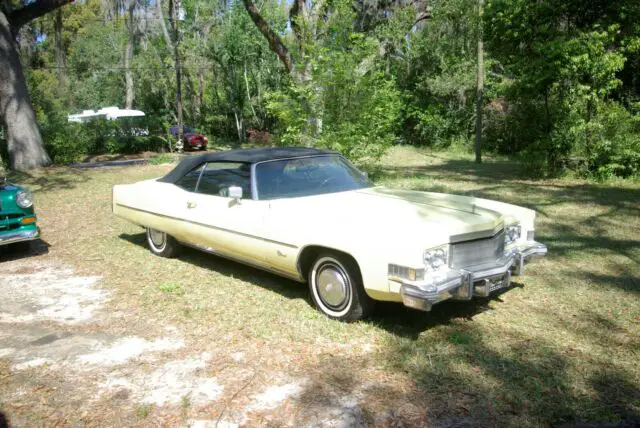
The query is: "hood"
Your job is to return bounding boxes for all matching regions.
[0,183,26,214]
[273,186,505,244]
[360,187,503,239]
[185,132,207,140]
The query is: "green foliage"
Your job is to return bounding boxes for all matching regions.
[266,0,402,162]
[575,103,640,179]
[394,0,481,147]
[483,0,640,177]
[14,0,640,178]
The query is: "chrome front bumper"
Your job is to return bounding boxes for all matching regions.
[0,228,40,246]
[398,241,547,312]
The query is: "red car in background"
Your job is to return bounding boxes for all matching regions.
[169,125,208,151]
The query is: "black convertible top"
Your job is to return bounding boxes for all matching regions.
[157,147,336,183]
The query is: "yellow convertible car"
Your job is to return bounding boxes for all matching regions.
[113,148,547,321]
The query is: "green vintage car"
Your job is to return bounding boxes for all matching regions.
[0,179,40,247]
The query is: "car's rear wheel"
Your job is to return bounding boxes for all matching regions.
[146,228,181,258]
[308,253,374,322]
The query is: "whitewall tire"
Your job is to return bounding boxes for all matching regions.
[308,253,374,322]
[146,228,181,258]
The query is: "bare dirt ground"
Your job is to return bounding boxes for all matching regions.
[1,245,424,427]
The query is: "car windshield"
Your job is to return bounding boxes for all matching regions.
[255,155,371,200]
[169,125,195,135]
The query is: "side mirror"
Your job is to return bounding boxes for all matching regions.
[228,185,243,201]
[361,171,369,180]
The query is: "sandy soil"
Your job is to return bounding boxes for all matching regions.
[0,248,386,427]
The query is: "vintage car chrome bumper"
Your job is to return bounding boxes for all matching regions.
[0,228,40,246]
[398,241,547,312]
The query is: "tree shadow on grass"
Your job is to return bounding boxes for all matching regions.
[6,168,90,194]
[374,158,527,183]
[293,319,640,427]
[376,160,640,210]
[117,233,639,426]
[367,283,523,340]
[118,232,525,333]
[119,232,310,303]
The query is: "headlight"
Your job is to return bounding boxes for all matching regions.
[16,190,33,208]
[505,224,522,245]
[423,245,449,271]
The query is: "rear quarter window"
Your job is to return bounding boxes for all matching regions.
[175,164,205,192]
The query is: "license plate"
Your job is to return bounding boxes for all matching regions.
[489,272,511,293]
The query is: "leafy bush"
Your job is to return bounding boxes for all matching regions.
[575,103,640,179]
[513,102,640,179]
[42,119,168,164]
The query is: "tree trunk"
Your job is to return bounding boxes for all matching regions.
[244,60,260,127]
[474,0,484,164]
[233,110,244,142]
[55,8,64,77]
[124,3,135,109]
[156,0,173,50]
[197,67,205,119]
[169,0,183,143]
[0,10,51,171]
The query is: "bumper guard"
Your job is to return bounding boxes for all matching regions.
[398,241,547,312]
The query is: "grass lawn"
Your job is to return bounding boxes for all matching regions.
[4,145,640,426]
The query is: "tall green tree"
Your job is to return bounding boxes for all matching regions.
[1,0,72,170]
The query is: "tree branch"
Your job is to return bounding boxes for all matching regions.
[242,0,293,74]
[9,0,73,36]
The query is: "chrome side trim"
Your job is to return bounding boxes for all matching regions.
[253,154,338,168]
[180,241,305,282]
[115,203,298,249]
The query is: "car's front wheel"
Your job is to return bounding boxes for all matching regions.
[308,253,374,322]
[146,228,181,258]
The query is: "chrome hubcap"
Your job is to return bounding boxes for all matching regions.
[149,229,165,247]
[316,264,348,309]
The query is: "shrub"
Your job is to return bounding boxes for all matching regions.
[577,103,640,179]
[42,119,169,164]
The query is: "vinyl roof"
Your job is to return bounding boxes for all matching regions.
[157,147,337,183]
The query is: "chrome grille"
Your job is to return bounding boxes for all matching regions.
[450,230,505,268]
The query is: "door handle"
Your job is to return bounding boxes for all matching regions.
[186,201,197,209]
